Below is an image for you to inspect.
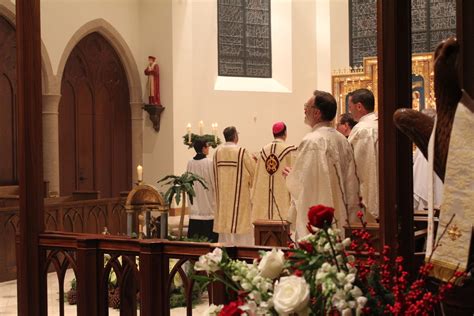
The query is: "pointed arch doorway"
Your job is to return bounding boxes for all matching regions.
[59,32,132,198]
[0,16,17,185]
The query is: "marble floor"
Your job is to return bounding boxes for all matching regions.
[0,272,209,315]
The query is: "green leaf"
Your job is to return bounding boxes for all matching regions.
[191,274,212,283]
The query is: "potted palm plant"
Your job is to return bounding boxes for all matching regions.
[158,172,208,238]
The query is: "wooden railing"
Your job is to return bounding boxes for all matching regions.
[0,196,126,281]
[37,232,270,316]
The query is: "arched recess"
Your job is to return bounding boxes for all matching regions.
[59,32,132,197]
[56,19,143,191]
[0,2,55,186]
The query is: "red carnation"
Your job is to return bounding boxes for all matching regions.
[219,300,244,316]
[308,205,335,228]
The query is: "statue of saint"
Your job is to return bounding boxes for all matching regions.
[144,56,161,105]
[412,90,421,111]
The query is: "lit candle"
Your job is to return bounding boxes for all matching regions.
[199,121,204,135]
[187,123,192,143]
[212,123,217,143]
[215,123,218,142]
[137,165,143,182]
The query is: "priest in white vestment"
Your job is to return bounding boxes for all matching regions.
[186,139,218,242]
[285,90,360,239]
[251,122,297,222]
[213,126,256,245]
[348,88,379,223]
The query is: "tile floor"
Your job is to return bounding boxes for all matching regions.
[0,271,209,315]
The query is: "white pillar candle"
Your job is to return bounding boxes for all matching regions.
[199,120,204,135]
[137,165,143,182]
[187,123,192,143]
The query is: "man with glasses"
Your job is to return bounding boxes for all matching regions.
[284,90,360,239]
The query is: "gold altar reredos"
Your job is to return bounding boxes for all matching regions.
[332,53,435,114]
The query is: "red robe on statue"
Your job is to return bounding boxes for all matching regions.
[144,62,161,105]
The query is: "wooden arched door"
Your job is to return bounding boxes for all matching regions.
[0,16,17,185]
[59,32,132,197]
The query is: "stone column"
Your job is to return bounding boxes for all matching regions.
[42,94,61,196]
[131,101,144,184]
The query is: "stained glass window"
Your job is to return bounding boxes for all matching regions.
[218,0,272,78]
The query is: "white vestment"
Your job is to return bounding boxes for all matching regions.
[286,122,360,239]
[251,139,296,222]
[186,157,216,220]
[412,148,443,210]
[348,112,379,222]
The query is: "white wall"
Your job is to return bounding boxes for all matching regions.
[168,0,351,177]
[40,0,141,77]
[3,0,351,189]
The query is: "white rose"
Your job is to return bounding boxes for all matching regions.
[342,308,353,316]
[258,249,285,279]
[202,304,223,316]
[273,276,310,315]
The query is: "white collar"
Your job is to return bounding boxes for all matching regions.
[311,121,331,131]
[358,112,377,123]
[224,142,237,147]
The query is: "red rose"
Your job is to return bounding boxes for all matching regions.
[219,300,244,316]
[307,205,335,228]
[298,241,314,253]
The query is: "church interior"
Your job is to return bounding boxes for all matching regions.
[1,0,473,315]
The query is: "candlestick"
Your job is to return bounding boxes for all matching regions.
[199,120,204,135]
[187,123,192,143]
[137,165,143,183]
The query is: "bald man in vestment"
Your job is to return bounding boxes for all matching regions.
[285,91,360,239]
[213,126,256,245]
[251,122,296,223]
[348,89,378,223]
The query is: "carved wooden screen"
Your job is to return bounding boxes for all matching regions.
[0,16,17,185]
[218,0,272,78]
[59,32,132,198]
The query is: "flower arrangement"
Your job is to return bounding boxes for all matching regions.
[194,205,466,315]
